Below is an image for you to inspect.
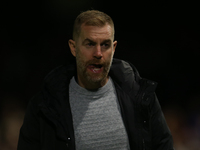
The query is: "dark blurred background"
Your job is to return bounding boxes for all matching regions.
[1,0,200,149]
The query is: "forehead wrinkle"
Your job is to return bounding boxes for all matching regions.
[80,24,114,42]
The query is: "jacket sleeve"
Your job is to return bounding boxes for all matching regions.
[150,94,174,150]
[17,93,41,150]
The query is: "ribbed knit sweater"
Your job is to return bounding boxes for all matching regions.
[69,77,130,150]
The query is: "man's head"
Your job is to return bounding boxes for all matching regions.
[69,10,117,90]
[72,10,115,41]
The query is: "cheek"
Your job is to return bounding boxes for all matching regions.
[78,46,92,59]
[104,49,114,60]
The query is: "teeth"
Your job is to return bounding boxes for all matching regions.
[93,68,100,71]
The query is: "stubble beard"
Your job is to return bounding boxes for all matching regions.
[76,51,113,88]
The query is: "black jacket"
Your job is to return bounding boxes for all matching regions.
[18,59,174,150]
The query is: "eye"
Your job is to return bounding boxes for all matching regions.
[101,43,110,49]
[102,43,108,47]
[86,42,95,47]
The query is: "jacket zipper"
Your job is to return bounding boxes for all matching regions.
[136,79,156,150]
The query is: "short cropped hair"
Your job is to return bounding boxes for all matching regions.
[73,10,115,41]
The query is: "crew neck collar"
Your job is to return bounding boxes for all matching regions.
[69,76,113,96]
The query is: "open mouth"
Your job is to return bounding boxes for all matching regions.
[87,64,103,73]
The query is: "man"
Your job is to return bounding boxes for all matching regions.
[18,10,174,150]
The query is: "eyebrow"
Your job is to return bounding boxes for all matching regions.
[82,38,112,45]
[82,38,96,45]
[101,39,112,44]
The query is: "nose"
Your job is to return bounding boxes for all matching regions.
[93,45,102,59]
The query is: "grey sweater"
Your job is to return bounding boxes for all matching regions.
[69,77,130,150]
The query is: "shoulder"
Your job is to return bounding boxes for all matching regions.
[26,92,43,114]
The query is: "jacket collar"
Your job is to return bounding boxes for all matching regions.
[42,58,141,99]
[109,58,140,96]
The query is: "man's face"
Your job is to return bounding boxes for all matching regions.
[69,24,117,89]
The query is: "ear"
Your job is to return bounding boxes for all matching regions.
[68,39,76,57]
[113,40,117,53]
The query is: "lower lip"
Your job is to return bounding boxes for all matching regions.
[87,67,103,74]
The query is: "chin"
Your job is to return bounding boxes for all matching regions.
[87,76,103,83]
[87,74,108,84]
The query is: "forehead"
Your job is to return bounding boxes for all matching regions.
[79,24,114,41]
